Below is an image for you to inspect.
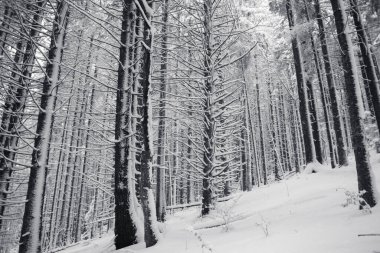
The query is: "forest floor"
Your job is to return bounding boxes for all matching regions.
[60,151,380,253]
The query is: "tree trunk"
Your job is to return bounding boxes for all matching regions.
[241,61,254,189]
[303,0,334,166]
[156,0,169,222]
[313,0,348,166]
[330,0,377,207]
[0,4,13,56]
[138,0,159,247]
[19,1,69,252]
[312,39,336,168]
[350,0,380,133]
[306,79,323,164]
[286,0,315,164]
[114,0,138,249]
[359,56,375,115]
[0,0,47,228]
[201,0,215,216]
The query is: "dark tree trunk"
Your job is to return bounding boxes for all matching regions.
[359,56,375,115]
[138,0,159,247]
[350,0,380,133]
[114,0,138,249]
[330,0,377,207]
[303,0,335,167]
[314,0,348,166]
[286,0,315,164]
[201,0,215,217]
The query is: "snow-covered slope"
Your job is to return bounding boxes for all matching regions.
[60,152,380,253]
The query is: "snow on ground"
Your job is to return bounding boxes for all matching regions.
[60,152,380,253]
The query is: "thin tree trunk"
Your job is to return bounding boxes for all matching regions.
[47,83,74,250]
[255,55,268,184]
[201,0,215,216]
[156,0,169,222]
[306,79,323,164]
[241,61,254,189]
[291,101,300,172]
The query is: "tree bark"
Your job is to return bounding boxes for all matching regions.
[19,1,69,252]
[114,0,138,249]
[138,0,159,247]
[156,0,169,222]
[201,0,215,216]
[313,0,348,166]
[349,0,380,133]
[286,0,315,164]
[306,79,323,164]
[0,0,47,228]
[330,0,377,207]
[255,55,268,184]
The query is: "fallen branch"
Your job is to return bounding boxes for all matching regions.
[358,234,380,237]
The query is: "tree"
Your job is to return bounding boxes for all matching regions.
[137,0,159,247]
[19,1,69,252]
[349,0,380,133]
[330,0,377,207]
[156,0,169,222]
[114,0,139,249]
[285,0,316,164]
[313,0,348,167]
[0,0,48,228]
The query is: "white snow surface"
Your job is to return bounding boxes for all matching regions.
[59,152,380,253]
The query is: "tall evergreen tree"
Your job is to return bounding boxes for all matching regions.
[286,0,316,164]
[19,1,69,252]
[330,0,377,207]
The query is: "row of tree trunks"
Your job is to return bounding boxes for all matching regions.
[286,0,315,165]
[255,55,268,184]
[329,0,377,208]
[349,0,380,133]
[19,1,70,252]
[0,0,48,228]
[313,0,348,166]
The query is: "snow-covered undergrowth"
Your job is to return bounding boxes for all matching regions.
[60,152,380,253]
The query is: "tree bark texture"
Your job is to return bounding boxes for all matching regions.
[330,0,377,207]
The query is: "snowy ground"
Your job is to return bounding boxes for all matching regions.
[60,152,380,253]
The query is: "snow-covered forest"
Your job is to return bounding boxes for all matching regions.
[0,0,379,252]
